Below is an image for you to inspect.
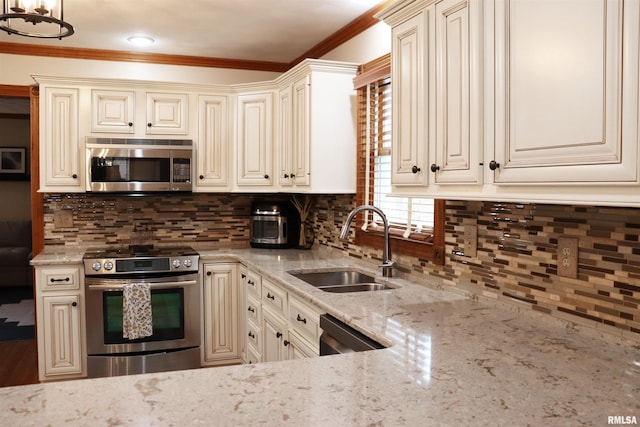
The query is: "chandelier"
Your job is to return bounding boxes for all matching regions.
[0,0,74,39]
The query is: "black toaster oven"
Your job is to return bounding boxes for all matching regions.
[250,202,299,249]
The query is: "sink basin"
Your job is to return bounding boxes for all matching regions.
[288,269,393,293]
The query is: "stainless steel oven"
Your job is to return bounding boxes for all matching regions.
[83,246,200,378]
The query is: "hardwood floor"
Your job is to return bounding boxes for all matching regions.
[0,339,38,387]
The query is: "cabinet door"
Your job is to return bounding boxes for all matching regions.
[91,89,135,134]
[433,0,482,184]
[277,86,293,187]
[203,263,239,364]
[196,95,229,189]
[146,92,189,135]
[40,87,83,191]
[491,0,638,184]
[237,92,273,186]
[391,11,429,186]
[41,295,83,378]
[292,75,311,186]
[287,331,318,359]
[262,310,288,363]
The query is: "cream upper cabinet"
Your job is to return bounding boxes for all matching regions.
[91,89,135,134]
[195,94,230,191]
[277,75,311,188]
[490,0,638,185]
[274,60,358,193]
[236,91,274,187]
[389,10,429,187]
[39,84,84,192]
[378,0,640,206]
[432,0,483,185]
[145,92,189,135]
[90,88,189,136]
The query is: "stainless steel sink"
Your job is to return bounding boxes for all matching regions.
[288,269,393,293]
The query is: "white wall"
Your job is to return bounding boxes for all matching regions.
[0,53,280,86]
[321,22,391,64]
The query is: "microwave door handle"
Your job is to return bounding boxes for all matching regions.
[87,279,198,291]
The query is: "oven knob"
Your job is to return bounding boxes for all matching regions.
[91,262,101,272]
[183,259,192,268]
[104,261,114,271]
[172,259,182,269]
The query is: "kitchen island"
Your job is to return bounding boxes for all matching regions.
[8,246,639,426]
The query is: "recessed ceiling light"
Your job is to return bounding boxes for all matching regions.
[127,36,154,47]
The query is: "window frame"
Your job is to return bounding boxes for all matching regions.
[353,54,445,265]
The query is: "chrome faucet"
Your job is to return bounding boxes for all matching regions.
[339,205,394,277]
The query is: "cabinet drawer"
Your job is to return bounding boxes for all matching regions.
[288,296,321,344]
[246,294,262,325]
[246,318,262,353]
[245,270,262,298]
[262,279,287,318]
[39,266,81,291]
[246,342,261,364]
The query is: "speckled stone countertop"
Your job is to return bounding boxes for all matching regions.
[10,246,640,426]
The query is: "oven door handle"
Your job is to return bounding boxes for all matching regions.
[87,280,198,291]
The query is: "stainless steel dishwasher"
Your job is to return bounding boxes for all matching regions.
[319,314,385,355]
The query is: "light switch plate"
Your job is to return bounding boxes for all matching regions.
[464,225,477,258]
[558,237,578,278]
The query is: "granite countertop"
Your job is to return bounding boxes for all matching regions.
[10,246,640,426]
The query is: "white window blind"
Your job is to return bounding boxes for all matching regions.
[357,74,435,242]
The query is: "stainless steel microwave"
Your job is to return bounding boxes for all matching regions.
[86,138,193,193]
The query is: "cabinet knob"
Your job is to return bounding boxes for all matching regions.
[284,174,289,178]
[290,173,295,178]
[72,301,77,307]
[430,164,440,173]
[72,174,78,179]
[276,332,283,338]
[412,165,421,174]
[283,340,290,346]
[199,175,204,180]
[128,122,133,127]
[147,122,152,128]
[264,174,270,179]
[489,160,500,171]
[206,271,212,276]
[296,314,307,324]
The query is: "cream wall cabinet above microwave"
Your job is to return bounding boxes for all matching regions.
[91,89,189,136]
[379,0,640,207]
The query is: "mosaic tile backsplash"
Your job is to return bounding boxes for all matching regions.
[44,193,640,340]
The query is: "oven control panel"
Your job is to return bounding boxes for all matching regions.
[84,254,200,276]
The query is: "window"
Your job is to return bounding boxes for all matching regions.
[353,54,444,264]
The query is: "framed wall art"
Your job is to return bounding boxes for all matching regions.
[0,147,27,180]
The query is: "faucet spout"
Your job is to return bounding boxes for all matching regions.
[339,205,394,277]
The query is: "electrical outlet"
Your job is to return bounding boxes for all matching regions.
[464,225,477,258]
[558,237,578,278]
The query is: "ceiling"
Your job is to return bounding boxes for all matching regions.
[0,0,384,64]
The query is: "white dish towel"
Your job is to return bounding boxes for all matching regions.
[122,283,153,340]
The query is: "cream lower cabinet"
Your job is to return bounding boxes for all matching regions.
[202,263,242,366]
[241,271,321,364]
[35,264,86,381]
